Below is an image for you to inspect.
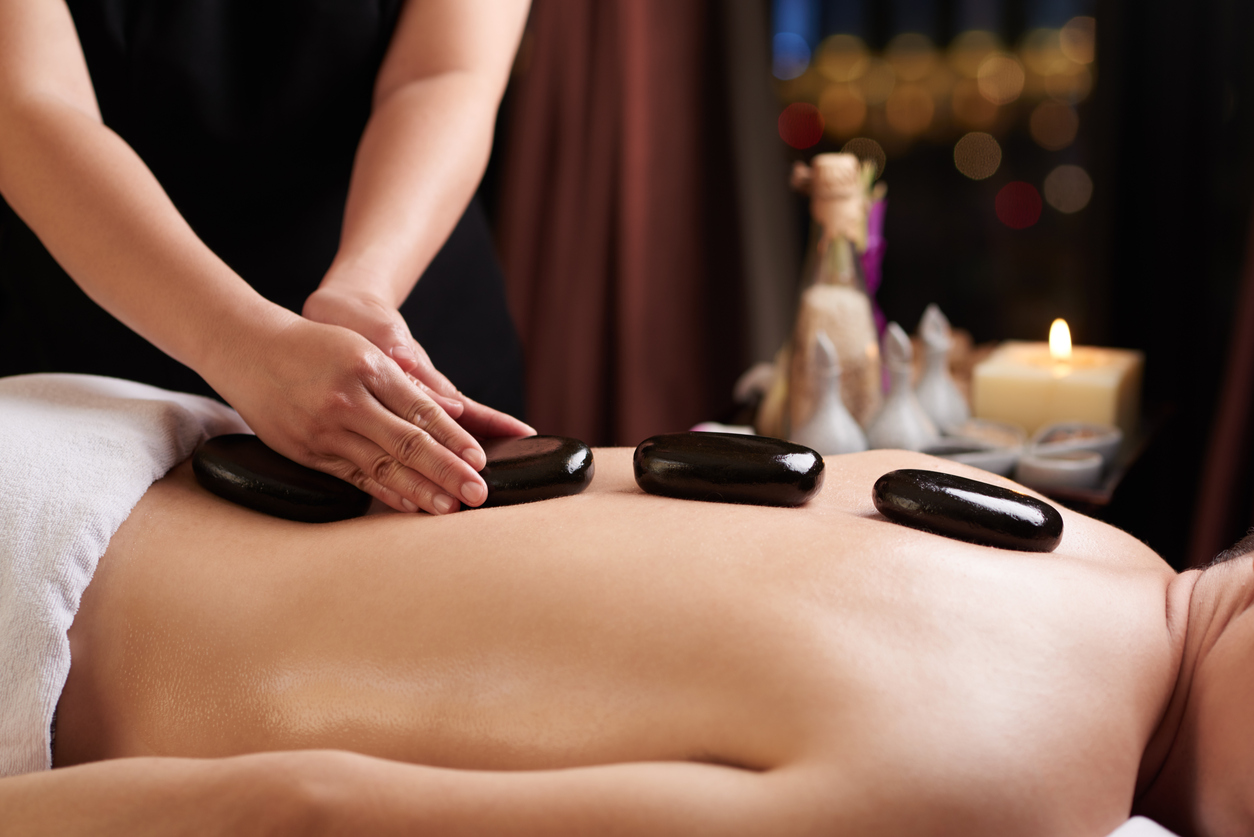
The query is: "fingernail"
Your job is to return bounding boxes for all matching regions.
[401,498,418,513]
[463,447,486,470]
[390,346,417,365]
[462,481,486,505]
[434,495,458,514]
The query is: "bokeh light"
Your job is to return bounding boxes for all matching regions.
[773,32,812,80]
[842,137,887,178]
[886,33,938,82]
[1029,101,1079,150]
[885,83,935,135]
[996,182,1043,229]
[922,63,958,102]
[948,30,1002,79]
[778,102,825,149]
[952,78,998,129]
[953,132,1002,180]
[1043,165,1093,213]
[858,58,897,106]
[1020,28,1063,76]
[768,10,1100,200]
[977,53,1026,105]
[819,83,867,137]
[1044,61,1093,103]
[816,34,869,82]
[1060,16,1097,65]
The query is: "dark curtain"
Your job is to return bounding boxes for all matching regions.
[1189,224,1254,565]
[496,0,759,446]
[1092,0,1254,567]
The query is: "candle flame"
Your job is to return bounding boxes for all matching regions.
[1049,318,1072,361]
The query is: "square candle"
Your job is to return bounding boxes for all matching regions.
[972,341,1144,437]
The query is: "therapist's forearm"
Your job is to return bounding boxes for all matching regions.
[0,97,291,378]
[319,71,502,307]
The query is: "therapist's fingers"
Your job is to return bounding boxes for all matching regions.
[306,385,485,511]
[454,394,536,439]
[398,340,458,400]
[407,373,465,420]
[355,369,489,500]
[326,432,464,515]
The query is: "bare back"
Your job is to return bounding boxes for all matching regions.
[56,449,1180,836]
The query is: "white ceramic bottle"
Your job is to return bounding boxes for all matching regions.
[790,330,868,455]
[866,322,940,451]
[915,304,971,432]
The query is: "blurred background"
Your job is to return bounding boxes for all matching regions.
[481,0,1254,570]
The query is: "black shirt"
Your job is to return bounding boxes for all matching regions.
[0,0,524,418]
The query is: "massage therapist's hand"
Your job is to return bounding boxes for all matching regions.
[302,285,535,441]
[304,285,456,398]
[208,312,499,515]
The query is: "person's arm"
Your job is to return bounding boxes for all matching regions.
[0,754,305,837]
[302,0,533,438]
[303,752,825,836]
[1,750,825,836]
[0,0,492,515]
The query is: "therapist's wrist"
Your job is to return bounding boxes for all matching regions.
[318,257,411,309]
[192,296,304,391]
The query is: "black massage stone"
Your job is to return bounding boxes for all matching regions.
[633,432,824,507]
[193,434,371,523]
[478,436,594,508]
[872,469,1064,552]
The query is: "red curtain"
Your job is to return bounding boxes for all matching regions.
[1189,211,1254,565]
[497,0,745,446]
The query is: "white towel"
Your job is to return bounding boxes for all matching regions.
[0,374,248,775]
[1106,817,1180,837]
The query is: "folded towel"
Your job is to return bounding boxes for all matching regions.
[0,374,248,775]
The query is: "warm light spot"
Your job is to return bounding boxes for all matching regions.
[1060,16,1097,64]
[995,182,1042,229]
[953,132,1002,180]
[1044,61,1093,103]
[886,33,938,82]
[1049,319,1072,361]
[885,83,935,135]
[819,83,867,137]
[922,65,958,101]
[858,58,897,106]
[778,102,824,149]
[773,32,812,80]
[1029,101,1079,150]
[1020,29,1064,76]
[816,34,870,82]
[841,137,887,179]
[947,30,1003,78]
[1043,165,1093,213]
[952,78,999,129]
[977,53,1026,105]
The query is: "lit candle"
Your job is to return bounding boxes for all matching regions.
[971,319,1143,437]
[1049,317,1071,363]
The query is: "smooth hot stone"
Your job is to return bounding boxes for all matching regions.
[633,432,824,507]
[477,436,594,508]
[193,434,371,523]
[872,468,1063,552]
